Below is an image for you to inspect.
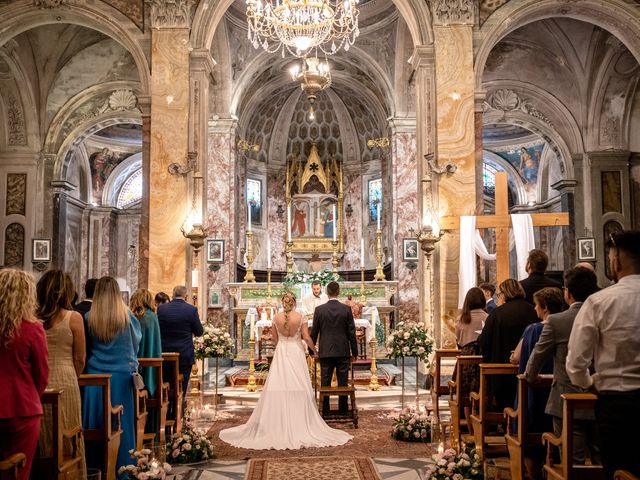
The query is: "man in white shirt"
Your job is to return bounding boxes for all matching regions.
[566,230,640,479]
[302,280,328,316]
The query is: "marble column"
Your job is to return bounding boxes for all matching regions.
[629,153,640,230]
[138,95,151,289]
[551,179,578,270]
[432,3,476,347]
[147,7,192,294]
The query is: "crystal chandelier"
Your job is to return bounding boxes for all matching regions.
[246,0,360,57]
[290,56,331,120]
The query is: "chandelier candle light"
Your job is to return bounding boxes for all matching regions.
[245,0,360,57]
[291,56,332,120]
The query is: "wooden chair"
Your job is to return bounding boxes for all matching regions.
[0,453,26,480]
[31,389,83,480]
[78,374,124,480]
[429,348,460,419]
[542,393,604,480]
[317,361,358,428]
[162,353,183,437]
[448,355,483,449]
[133,388,148,451]
[469,363,518,460]
[615,471,640,480]
[138,358,169,447]
[504,374,554,480]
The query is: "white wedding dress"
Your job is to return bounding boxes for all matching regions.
[219,316,353,450]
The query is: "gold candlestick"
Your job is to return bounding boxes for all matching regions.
[359,267,366,304]
[331,240,339,274]
[286,241,294,274]
[244,230,256,282]
[368,333,380,391]
[246,338,257,392]
[266,267,273,303]
[374,228,385,281]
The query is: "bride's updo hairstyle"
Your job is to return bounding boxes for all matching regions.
[281,292,297,334]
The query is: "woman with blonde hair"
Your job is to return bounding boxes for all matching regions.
[130,288,162,396]
[220,291,352,450]
[82,276,141,476]
[0,269,48,480]
[36,269,86,477]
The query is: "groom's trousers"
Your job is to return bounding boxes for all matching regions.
[319,357,350,415]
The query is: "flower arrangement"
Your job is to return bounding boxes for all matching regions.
[423,447,483,480]
[118,449,172,479]
[282,271,341,288]
[391,407,432,442]
[194,324,234,360]
[167,419,215,464]
[386,321,434,363]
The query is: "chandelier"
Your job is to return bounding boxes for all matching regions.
[290,56,331,120]
[246,0,360,57]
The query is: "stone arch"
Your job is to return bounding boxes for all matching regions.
[483,150,528,206]
[0,1,150,94]
[102,152,142,207]
[475,0,640,90]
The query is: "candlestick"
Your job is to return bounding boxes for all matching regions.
[286,241,294,274]
[247,202,252,232]
[368,308,379,391]
[249,312,255,341]
[374,227,385,281]
[377,203,381,230]
[287,204,292,242]
[360,238,365,268]
[266,267,273,303]
[332,205,337,241]
[246,313,257,392]
[244,230,256,282]
[331,240,339,274]
[267,237,271,269]
[359,267,366,304]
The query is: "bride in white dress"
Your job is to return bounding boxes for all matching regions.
[219,292,353,450]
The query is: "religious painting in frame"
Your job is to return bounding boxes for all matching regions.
[32,238,51,262]
[403,238,419,261]
[577,237,596,262]
[208,286,223,308]
[207,239,225,263]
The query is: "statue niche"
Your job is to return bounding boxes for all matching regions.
[286,143,343,254]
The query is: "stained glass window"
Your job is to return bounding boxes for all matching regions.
[247,178,262,225]
[483,163,497,197]
[368,178,382,223]
[116,169,142,209]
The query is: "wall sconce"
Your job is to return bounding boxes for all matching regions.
[276,204,285,220]
[345,203,353,218]
[180,223,209,255]
[168,151,198,176]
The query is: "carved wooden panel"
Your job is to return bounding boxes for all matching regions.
[4,222,24,268]
[6,173,27,216]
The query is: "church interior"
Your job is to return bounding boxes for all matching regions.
[1,0,640,479]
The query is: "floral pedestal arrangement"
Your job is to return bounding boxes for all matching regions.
[423,447,483,480]
[167,419,215,465]
[118,449,172,479]
[391,407,433,442]
[194,324,235,407]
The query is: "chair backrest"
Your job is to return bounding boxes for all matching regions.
[508,374,554,444]
[477,363,519,420]
[450,355,483,405]
[161,352,183,433]
[0,453,26,480]
[138,358,168,444]
[615,471,640,480]
[561,393,603,480]
[431,348,460,394]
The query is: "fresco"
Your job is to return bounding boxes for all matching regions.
[89,147,127,203]
[495,143,544,186]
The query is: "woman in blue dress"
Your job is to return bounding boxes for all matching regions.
[82,276,141,477]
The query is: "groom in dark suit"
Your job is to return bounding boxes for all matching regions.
[311,281,358,416]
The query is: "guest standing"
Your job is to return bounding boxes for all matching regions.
[74,278,97,363]
[519,249,562,304]
[478,278,538,410]
[82,276,141,477]
[154,291,170,308]
[0,269,48,480]
[130,289,162,396]
[479,283,497,314]
[157,286,203,398]
[36,270,86,477]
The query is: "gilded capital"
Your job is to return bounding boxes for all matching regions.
[146,0,195,29]
[430,0,474,26]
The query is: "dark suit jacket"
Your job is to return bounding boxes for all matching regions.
[311,299,358,359]
[157,299,203,367]
[75,300,93,363]
[485,298,497,314]
[520,273,562,304]
[524,302,590,418]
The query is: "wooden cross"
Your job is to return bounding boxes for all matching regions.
[440,172,569,284]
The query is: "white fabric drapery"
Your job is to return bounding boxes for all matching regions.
[510,214,535,281]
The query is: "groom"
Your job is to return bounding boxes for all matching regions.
[311,281,358,416]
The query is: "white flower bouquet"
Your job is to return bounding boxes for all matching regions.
[194,324,234,360]
[118,449,172,479]
[391,407,433,442]
[386,321,434,363]
[282,270,341,288]
[167,420,215,464]
[423,447,483,480]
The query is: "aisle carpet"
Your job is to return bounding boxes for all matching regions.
[245,456,381,480]
[207,408,433,459]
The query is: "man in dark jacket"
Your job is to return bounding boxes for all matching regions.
[74,278,97,366]
[520,249,562,304]
[157,285,203,397]
[311,281,358,416]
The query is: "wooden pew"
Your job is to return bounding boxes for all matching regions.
[504,374,554,480]
[429,348,460,419]
[133,389,148,451]
[138,358,169,447]
[448,355,483,449]
[615,471,640,480]
[162,353,183,437]
[469,363,518,460]
[32,389,83,480]
[542,393,604,480]
[0,453,26,480]
[78,374,123,480]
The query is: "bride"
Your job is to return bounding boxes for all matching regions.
[219,292,353,450]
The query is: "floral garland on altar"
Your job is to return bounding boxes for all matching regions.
[194,324,234,360]
[282,271,341,289]
[386,321,434,364]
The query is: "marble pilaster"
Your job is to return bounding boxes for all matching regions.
[266,171,286,271]
[138,95,151,289]
[551,179,578,270]
[342,171,363,270]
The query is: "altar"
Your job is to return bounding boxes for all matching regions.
[227,281,398,360]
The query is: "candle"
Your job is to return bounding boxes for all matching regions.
[247,201,252,232]
[332,205,337,241]
[191,269,199,288]
[438,442,444,455]
[267,237,271,269]
[360,238,365,268]
[287,205,292,242]
[249,312,255,341]
[377,203,381,230]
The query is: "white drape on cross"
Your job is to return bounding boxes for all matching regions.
[458,214,535,308]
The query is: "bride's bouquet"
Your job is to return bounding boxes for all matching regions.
[386,321,434,364]
[194,324,234,360]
